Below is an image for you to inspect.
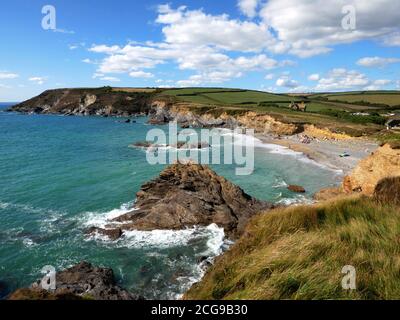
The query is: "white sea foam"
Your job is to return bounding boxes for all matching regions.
[82,204,226,252]
[82,202,229,299]
[0,201,10,210]
[82,201,136,229]
[272,179,288,189]
[277,195,315,206]
[118,224,225,250]
[22,238,37,248]
[0,201,67,235]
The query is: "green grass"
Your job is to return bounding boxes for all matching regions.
[331,94,400,107]
[185,196,400,300]
[374,131,400,148]
[311,92,400,108]
[164,88,301,105]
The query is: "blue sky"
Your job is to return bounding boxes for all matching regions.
[0,0,399,101]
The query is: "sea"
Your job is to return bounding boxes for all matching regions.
[0,102,342,299]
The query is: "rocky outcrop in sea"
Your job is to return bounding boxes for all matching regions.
[8,262,142,300]
[87,163,272,240]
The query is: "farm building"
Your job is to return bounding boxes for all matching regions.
[289,101,307,112]
[386,118,400,130]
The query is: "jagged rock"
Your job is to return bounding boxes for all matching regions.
[196,256,209,264]
[110,164,272,239]
[287,185,306,193]
[8,262,142,300]
[85,227,123,241]
[131,141,153,148]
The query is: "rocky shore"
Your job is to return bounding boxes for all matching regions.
[8,262,142,300]
[8,88,396,301]
[87,163,272,241]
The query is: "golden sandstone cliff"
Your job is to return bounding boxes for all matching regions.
[315,143,400,201]
[343,144,400,196]
[149,100,302,135]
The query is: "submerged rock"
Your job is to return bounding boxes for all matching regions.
[8,262,142,300]
[85,227,123,241]
[109,163,271,239]
[287,185,306,193]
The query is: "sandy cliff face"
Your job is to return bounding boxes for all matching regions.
[148,103,303,135]
[236,112,301,135]
[343,144,400,195]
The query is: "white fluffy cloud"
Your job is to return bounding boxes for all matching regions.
[313,68,391,91]
[357,56,400,67]
[276,76,299,89]
[129,71,154,78]
[315,69,369,91]
[382,32,400,46]
[100,76,120,82]
[29,77,45,85]
[238,0,259,18]
[86,2,400,87]
[308,74,320,81]
[0,71,19,79]
[156,5,277,52]
[260,0,400,57]
[89,5,280,86]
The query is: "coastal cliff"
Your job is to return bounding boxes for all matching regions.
[10,87,157,116]
[10,88,305,135]
[149,100,304,135]
[314,143,400,200]
[343,143,400,195]
[10,88,351,139]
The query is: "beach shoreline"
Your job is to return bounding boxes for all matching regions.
[256,133,379,176]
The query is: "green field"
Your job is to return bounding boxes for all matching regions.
[160,88,400,137]
[164,88,302,105]
[311,91,400,108]
[326,94,400,107]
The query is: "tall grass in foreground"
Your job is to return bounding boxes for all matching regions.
[185,196,400,300]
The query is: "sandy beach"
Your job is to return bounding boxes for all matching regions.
[257,133,379,175]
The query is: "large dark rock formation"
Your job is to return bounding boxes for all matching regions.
[8,262,141,300]
[10,87,156,116]
[90,164,271,240]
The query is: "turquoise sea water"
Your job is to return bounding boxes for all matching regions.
[0,103,342,299]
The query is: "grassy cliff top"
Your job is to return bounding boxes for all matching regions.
[161,88,400,138]
[185,194,400,300]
